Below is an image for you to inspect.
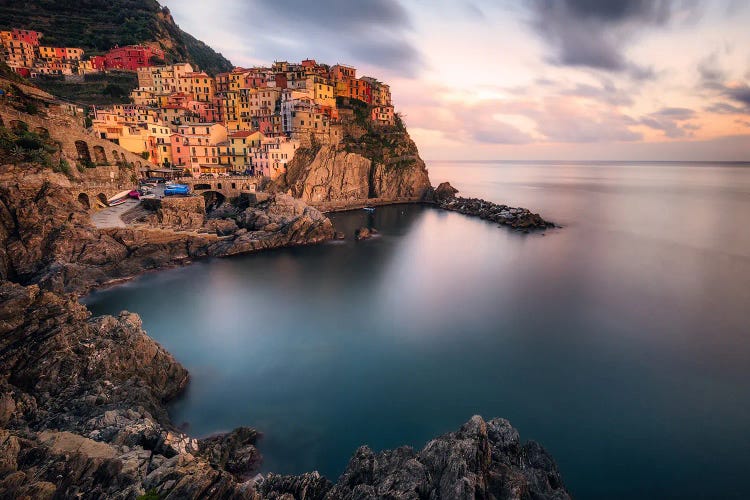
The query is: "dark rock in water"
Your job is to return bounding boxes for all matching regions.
[354,227,372,240]
[434,181,459,202]
[437,192,555,231]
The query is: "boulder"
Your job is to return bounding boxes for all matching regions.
[354,227,372,240]
[434,181,459,202]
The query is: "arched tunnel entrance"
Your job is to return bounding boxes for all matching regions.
[96,193,108,208]
[202,190,226,211]
[77,193,90,210]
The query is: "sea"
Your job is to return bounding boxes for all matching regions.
[84,160,750,499]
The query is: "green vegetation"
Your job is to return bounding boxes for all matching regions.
[0,0,233,75]
[337,98,415,170]
[0,123,61,169]
[34,71,138,105]
[136,489,163,500]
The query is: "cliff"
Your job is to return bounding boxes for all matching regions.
[276,111,433,211]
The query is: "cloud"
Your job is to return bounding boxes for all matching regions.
[527,0,698,77]
[639,107,698,137]
[560,80,634,106]
[698,52,727,82]
[163,0,424,77]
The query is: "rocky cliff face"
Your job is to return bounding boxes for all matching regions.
[277,124,433,209]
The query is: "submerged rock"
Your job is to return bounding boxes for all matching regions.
[354,226,373,240]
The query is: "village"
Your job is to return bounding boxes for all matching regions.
[1,27,396,181]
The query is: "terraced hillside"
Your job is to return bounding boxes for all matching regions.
[0,0,232,75]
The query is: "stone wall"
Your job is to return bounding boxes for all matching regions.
[0,105,149,173]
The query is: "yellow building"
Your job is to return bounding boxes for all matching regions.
[189,72,216,102]
[307,76,335,108]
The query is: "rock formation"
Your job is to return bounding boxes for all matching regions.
[276,121,432,211]
[434,182,555,230]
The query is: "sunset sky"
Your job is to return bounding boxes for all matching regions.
[163,0,750,161]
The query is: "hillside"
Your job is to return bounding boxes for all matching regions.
[0,0,233,75]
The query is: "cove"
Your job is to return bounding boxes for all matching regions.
[84,161,750,499]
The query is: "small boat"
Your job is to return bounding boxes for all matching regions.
[164,184,190,196]
[362,207,375,213]
[140,193,157,200]
[108,197,128,206]
[107,190,132,204]
[128,190,140,199]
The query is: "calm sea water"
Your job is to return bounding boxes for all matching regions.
[84,161,750,499]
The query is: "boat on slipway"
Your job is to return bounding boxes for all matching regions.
[107,190,132,207]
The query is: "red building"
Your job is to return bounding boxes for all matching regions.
[90,56,106,71]
[11,29,41,46]
[104,45,165,71]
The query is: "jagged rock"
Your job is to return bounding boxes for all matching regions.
[434,181,459,202]
[259,471,333,499]
[0,166,334,295]
[276,127,432,210]
[437,195,554,230]
[198,427,260,478]
[143,196,206,230]
[203,218,240,236]
[326,416,569,500]
[354,227,372,240]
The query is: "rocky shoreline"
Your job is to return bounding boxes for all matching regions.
[0,162,568,499]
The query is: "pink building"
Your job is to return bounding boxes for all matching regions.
[170,134,191,171]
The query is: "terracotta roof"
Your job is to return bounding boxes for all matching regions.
[229,130,258,138]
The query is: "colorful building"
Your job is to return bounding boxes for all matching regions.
[105,45,165,71]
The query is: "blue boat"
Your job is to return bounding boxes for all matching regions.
[363,207,375,213]
[164,184,190,196]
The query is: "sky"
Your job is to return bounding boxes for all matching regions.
[162,0,750,161]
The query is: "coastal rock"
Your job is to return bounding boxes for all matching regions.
[437,195,554,230]
[434,181,459,202]
[0,166,335,295]
[326,415,569,500]
[143,196,206,230]
[198,427,260,478]
[277,127,432,211]
[354,227,372,240]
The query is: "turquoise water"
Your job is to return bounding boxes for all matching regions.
[84,161,750,499]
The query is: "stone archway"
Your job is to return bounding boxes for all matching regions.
[96,193,108,207]
[92,145,107,164]
[112,150,120,162]
[75,140,92,163]
[202,190,226,210]
[217,182,222,190]
[77,193,90,209]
